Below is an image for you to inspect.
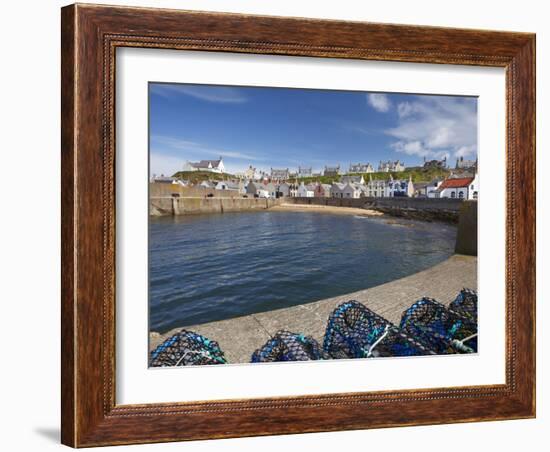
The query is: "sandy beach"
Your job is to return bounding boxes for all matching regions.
[269,202,383,216]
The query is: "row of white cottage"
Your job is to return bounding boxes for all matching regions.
[246,173,479,200]
[244,175,417,199]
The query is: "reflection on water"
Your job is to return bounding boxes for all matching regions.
[149,211,456,332]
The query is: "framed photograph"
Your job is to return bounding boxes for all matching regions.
[61,3,535,447]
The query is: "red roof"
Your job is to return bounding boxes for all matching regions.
[439,177,474,189]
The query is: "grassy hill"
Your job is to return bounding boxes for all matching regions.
[171,170,237,184]
[295,167,451,185]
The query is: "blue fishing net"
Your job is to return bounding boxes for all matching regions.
[251,330,328,362]
[449,288,478,324]
[323,301,436,359]
[150,329,227,367]
[399,297,477,354]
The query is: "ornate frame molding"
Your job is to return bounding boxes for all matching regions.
[62,4,535,447]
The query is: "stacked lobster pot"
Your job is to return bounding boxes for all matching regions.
[149,329,227,367]
[323,301,437,359]
[323,288,478,360]
[251,330,329,362]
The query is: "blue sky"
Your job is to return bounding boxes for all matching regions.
[149,83,477,176]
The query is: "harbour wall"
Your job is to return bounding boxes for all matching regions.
[289,196,464,222]
[150,183,241,198]
[150,196,282,216]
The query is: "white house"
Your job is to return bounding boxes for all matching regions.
[215,180,245,194]
[387,175,414,197]
[426,179,444,198]
[330,182,346,198]
[341,183,365,198]
[378,160,405,172]
[297,166,313,178]
[366,177,388,198]
[349,163,374,173]
[297,182,315,197]
[435,175,478,200]
[183,157,225,173]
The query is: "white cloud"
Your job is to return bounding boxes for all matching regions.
[150,84,248,103]
[386,96,477,162]
[367,93,391,112]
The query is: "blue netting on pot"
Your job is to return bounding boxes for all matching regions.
[449,288,478,324]
[251,330,329,362]
[323,301,436,359]
[399,297,477,354]
[150,329,227,367]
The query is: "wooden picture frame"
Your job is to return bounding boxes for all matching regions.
[61,3,535,447]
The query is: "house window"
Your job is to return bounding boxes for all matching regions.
[473,191,478,199]
[451,192,456,198]
[458,191,464,199]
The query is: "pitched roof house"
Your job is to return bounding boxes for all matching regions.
[183,157,225,173]
[435,175,478,200]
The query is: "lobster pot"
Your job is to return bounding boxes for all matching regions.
[449,288,478,323]
[323,301,435,359]
[150,329,227,367]
[251,330,328,362]
[399,297,477,354]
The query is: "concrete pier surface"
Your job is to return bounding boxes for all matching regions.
[150,254,477,364]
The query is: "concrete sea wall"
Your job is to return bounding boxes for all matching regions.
[150,196,282,216]
[150,183,240,198]
[289,196,464,222]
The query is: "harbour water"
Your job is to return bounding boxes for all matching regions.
[149,211,457,333]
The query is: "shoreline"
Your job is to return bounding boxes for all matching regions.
[269,203,383,216]
[150,254,477,363]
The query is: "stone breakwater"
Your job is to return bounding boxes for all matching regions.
[149,254,477,364]
[150,196,282,216]
[289,196,467,223]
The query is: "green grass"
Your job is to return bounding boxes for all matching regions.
[292,167,451,185]
[171,170,237,184]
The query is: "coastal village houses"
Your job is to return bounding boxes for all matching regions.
[378,160,405,172]
[423,156,447,169]
[455,156,477,170]
[349,163,374,173]
[324,165,342,177]
[182,157,225,173]
[157,155,479,201]
[271,168,290,181]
